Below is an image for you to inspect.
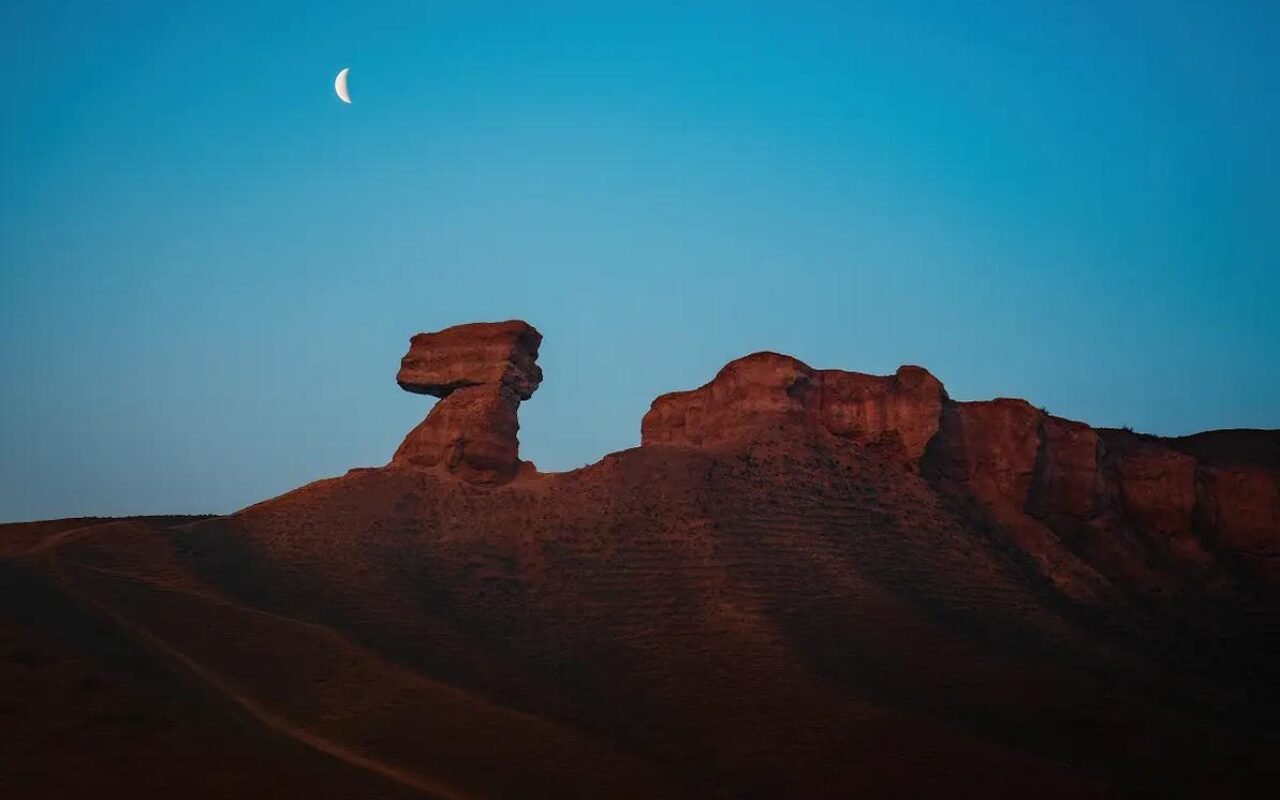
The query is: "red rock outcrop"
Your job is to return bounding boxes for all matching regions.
[1196,464,1280,583]
[643,353,815,448]
[391,320,541,484]
[1173,429,1280,583]
[1101,431,1200,537]
[921,400,1122,604]
[817,365,946,466]
[641,353,946,470]
[642,350,1280,597]
[1027,416,1104,521]
[925,399,1045,508]
[385,328,1277,591]
[397,320,542,400]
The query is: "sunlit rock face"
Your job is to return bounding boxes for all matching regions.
[641,352,947,470]
[643,349,1280,599]
[396,320,542,400]
[391,320,541,485]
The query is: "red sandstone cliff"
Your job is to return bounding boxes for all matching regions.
[641,350,1280,601]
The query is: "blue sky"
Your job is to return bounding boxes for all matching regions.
[2,1,1278,520]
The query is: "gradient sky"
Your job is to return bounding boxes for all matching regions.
[3,1,1278,521]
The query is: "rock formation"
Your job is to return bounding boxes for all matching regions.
[642,351,1280,596]
[383,325,1277,589]
[391,320,542,484]
[641,353,946,469]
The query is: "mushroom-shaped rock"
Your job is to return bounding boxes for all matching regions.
[391,321,541,485]
[397,320,542,400]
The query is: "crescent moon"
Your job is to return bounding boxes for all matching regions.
[334,68,351,104]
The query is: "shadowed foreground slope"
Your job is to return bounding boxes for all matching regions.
[3,322,1278,798]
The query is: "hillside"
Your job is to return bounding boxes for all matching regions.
[3,321,1278,799]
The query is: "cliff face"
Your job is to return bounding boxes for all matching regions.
[641,353,946,469]
[642,351,1280,598]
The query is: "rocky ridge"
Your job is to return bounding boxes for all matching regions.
[640,348,1280,599]
[386,320,1279,602]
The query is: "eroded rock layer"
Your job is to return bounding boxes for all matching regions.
[391,320,542,484]
[642,351,1280,596]
[642,353,946,469]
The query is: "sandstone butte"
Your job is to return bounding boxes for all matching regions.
[3,318,1279,800]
